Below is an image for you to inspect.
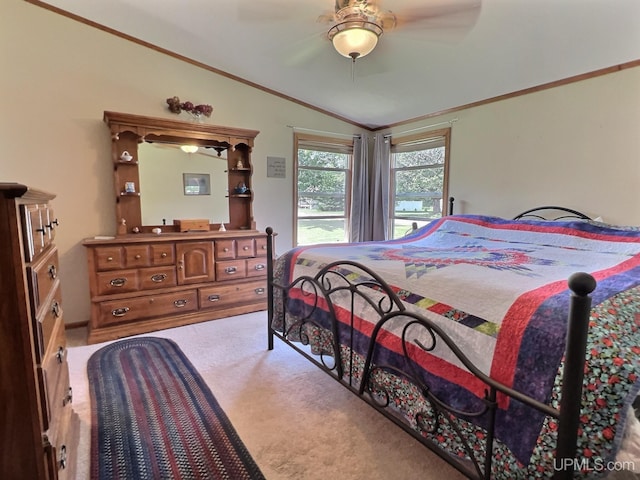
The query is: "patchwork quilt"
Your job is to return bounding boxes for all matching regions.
[272,215,640,477]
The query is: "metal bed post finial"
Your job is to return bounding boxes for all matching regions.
[554,272,596,480]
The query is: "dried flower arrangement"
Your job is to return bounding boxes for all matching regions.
[166,96,213,118]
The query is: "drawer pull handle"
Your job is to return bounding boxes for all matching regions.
[223,247,229,252]
[62,387,73,406]
[161,252,167,258]
[51,219,59,227]
[243,246,249,251]
[55,346,65,364]
[262,245,266,250]
[135,254,141,259]
[151,273,167,283]
[51,301,61,318]
[110,278,126,287]
[254,263,265,271]
[107,256,114,262]
[59,444,68,470]
[207,294,220,302]
[174,299,188,308]
[225,266,237,274]
[255,287,265,295]
[112,307,130,317]
[48,264,57,279]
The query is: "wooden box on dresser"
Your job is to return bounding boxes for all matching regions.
[0,183,79,479]
[82,230,269,344]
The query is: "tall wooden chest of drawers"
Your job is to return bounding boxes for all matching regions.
[0,183,79,479]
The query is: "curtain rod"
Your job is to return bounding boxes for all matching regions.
[287,125,361,139]
[383,118,458,138]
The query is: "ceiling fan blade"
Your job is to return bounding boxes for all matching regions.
[393,0,482,31]
[279,31,328,67]
[236,0,316,22]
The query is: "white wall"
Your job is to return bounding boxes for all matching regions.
[391,67,640,223]
[2,1,638,325]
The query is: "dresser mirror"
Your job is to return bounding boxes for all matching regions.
[138,142,229,226]
[104,111,259,234]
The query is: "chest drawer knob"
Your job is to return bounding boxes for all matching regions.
[243,246,249,251]
[59,444,68,469]
[254,263,265,271]
[107,256,113,262]
[161,252,167,258]
[207,294,220,302]
[151,273,167,283]
[110,278,127,287]
[55,346,65,364]
[62,387,73,406]
[51,300,61,318]
[112,307,130,317]
[135,254,142,259]
[174,299,188,308]
[48,264,57,279]
[225,266,237,274]
[255,287,265,295]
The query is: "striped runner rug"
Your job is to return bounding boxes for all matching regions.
[88,337,265,479]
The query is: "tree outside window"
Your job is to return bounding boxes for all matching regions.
[390,129,451,238]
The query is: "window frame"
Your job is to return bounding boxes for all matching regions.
[293,133,353,246]
[389,127,451,238]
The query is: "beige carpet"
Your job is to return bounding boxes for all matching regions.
[67,311,467,479]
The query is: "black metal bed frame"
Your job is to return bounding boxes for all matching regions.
[265,227,596,479]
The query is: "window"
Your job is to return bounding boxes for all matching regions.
[294,133,353,245]
[390,128,451,239]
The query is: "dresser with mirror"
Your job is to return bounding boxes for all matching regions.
[82,112,269,344]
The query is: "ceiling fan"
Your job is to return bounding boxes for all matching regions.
[318,0,482,61]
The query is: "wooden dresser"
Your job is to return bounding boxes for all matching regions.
[83,230,269,344]
[0,183,79,479]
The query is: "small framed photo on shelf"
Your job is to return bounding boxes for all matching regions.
[183,173,210,196]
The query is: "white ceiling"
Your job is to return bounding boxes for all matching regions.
[37,0,640,129]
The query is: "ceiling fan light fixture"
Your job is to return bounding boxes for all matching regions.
[328,20,383,59]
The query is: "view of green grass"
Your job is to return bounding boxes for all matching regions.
[297,209,439,244]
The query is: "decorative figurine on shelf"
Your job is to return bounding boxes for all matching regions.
[219,223,226,232]
[117,218,127,236]
[120,151,133,162]
[235,182,248,194]
[132,227,140,234]
[151,227,162,235]
[124,182,136,193]
[236,159,244,169]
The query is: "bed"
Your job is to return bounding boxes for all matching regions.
[265,208,640,479]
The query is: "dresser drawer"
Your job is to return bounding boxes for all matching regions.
[125,245,150,267]
[33,284,63,364]
[41,317,68,408]
[150,243,175,265]
[255,236,267,256]
[246,257,267,278]
[97,290,198,326]
[215,239,236,259]
[27,246,60,316]
[95,269,139,296]
[21,204,47,261]
[94,246,125,270]
[45,367,76,480]
[139,266,177,290]
[198,279,266,309]
[215,260,247,280]
[236,238,256,258]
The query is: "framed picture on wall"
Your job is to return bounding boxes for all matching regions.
[183,173,210,196]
